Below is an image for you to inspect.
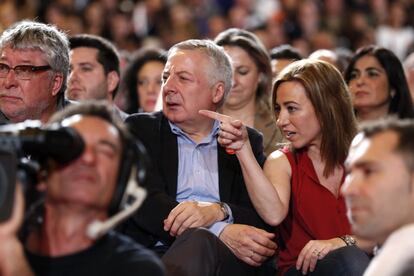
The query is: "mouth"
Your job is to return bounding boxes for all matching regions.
[354,91,370,97]
[284,131,296,140]
[0,94,21,102]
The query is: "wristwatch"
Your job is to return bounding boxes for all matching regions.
[217,202,230,221]
[340,235,356,246]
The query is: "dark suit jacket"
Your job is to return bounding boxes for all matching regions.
[121,111,270,247]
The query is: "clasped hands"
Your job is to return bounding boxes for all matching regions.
[163,200,277,266]
[164,200,224,237]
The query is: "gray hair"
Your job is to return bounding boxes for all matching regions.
[0,20,70,98]
[168,39,233,107]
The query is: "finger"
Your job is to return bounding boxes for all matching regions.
[308,253,319,272]
[220,122,242,137]
[226,149,236,155]
[250,251,268,265]
[217,137,233,146]
[241,255,261,267]
[250,229,277,250]
[218,129,240,141]
[168,208,194,236]
[199,109,231,123]
[317,246,329,260]
[296,245,310,270]
[175,214,197,236]
[164,203,188,231]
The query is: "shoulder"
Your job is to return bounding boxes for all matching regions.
[106,232,165,275]
[125,111,166,138]
[264,149,292,178]
[126,111,164,125]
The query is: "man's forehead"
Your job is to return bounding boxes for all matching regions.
[0,46,47,62]
[61,115,119,137]
[70,47,99,61]
[347,131,399,165]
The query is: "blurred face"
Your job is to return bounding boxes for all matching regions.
[271,58,294,79]
[0,47,61,123]
[45,115,121,211]
[347,55,391,113]
[223,45,260,110]
[342,131,414,244]
[275,81,321,149]
[162,49,222,126]
[68,47,109,101]
[137,61,164,112]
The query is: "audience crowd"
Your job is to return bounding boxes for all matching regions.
[1,0,414,275]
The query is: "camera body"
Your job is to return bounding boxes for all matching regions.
[0,147,16,222]
[0,120,85,223]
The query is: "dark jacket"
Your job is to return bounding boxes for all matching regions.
[120,111,270,247]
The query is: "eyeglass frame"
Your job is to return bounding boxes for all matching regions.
[0,63,52,80]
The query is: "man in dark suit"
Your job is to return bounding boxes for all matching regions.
[122,39,277,276]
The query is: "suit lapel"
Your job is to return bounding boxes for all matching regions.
[159,115,179,197]
[218,144,235,201]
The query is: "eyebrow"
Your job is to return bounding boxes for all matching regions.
[98,139,120,153]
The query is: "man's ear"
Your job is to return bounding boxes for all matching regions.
[51,73,64,96]
[212,81,225,104]
[107,71,120,98]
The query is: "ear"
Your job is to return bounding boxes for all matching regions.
[106,71,120,98]
[212,81,225,104]
[51,73,64,96]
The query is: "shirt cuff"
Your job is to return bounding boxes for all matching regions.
[207,203,234,237]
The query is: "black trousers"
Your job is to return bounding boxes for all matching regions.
[161,228,258,276]
[285,246,371,276]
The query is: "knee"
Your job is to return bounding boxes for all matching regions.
[318,246,370,275]
[172,228,219,252]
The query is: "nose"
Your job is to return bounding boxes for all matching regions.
[276,109,289,128]
[232,71,240,88]
[68,68,79,83]
[79,144,97,166]
[162,74,177,95]
[148,81,160,95]
[354,74,365,86]
[341,171,361,197]
[2,69,18,88]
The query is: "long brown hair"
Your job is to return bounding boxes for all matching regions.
[273,59,357,176]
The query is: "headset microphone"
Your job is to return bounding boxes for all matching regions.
[87,166,147,239]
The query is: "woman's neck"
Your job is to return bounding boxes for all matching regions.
[357,104,389,122]
[221,100,256,127]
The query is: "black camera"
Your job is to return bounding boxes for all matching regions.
[0,121,85,222]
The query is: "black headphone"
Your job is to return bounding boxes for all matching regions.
[108,135,149,215]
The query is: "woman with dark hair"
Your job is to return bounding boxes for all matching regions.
[201,60,373,275]
[122,47,166,114]
[344,45,414,122]
[214,28,283,156]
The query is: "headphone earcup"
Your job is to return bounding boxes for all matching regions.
[108,138,148,215]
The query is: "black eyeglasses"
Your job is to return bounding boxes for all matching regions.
[0,63,52,80]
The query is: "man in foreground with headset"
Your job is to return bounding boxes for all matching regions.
[0,102,164,276]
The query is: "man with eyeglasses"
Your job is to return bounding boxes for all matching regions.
[0,20,70,124]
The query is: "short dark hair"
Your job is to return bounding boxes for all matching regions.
[122,47,167,114]
[269,44,303,61]
[69,34,120,97]
[359,117,414,173]
[48,101,130,149]
[344,45,414,119]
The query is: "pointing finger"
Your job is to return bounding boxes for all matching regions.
[199,110,231,123]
